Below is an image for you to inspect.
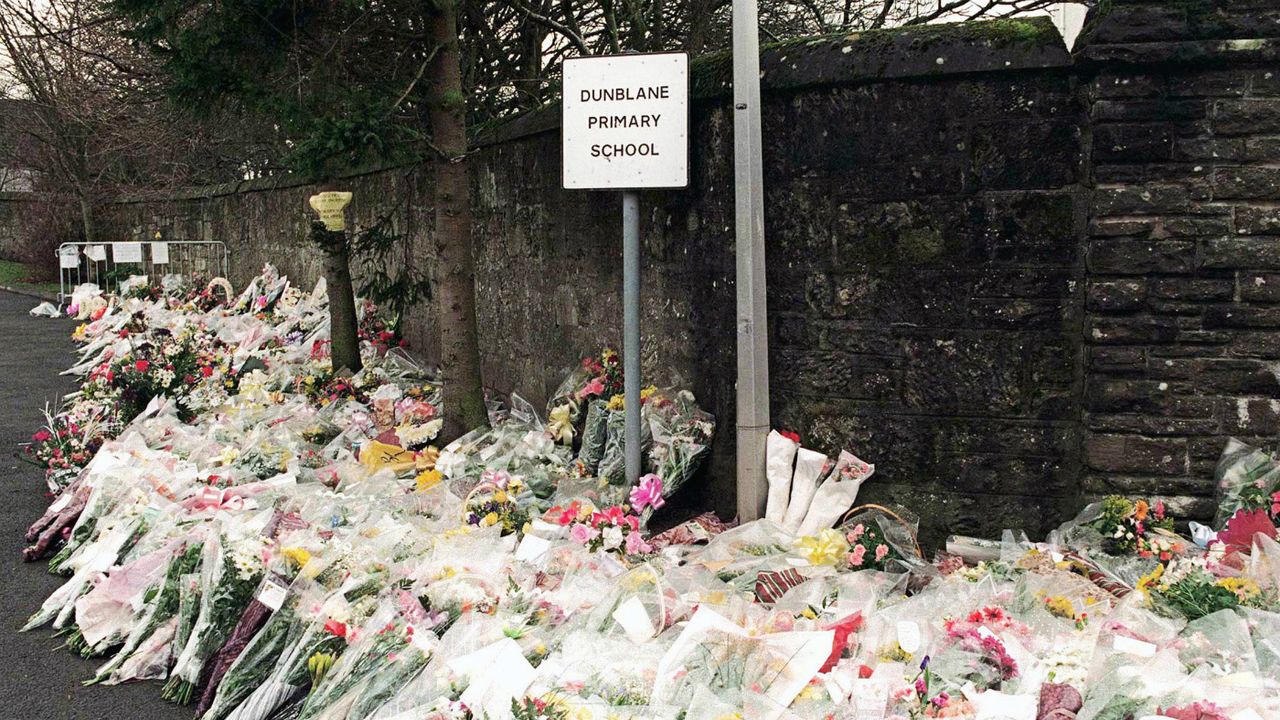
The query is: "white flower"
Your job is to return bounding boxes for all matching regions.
[602,525,624,550]
[435,450,467,478]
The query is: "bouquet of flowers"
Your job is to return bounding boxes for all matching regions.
[1084,495,1184,560]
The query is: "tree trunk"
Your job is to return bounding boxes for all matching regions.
[78,192,95,245]
[311,221,363,374]
[426,0,489,441]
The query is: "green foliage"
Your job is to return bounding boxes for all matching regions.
[350,213,431,334]
[110,0,432,179]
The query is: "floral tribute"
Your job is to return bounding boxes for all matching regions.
[14,267,1280,720]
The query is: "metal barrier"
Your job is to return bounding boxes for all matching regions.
[56,240,229,304]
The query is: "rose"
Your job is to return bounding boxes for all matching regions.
[848,544,867,567]
[135,360,151,372]
[625,532,652,556]
[569,523,599,545]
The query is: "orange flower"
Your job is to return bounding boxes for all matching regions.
[1134,499,1149,522]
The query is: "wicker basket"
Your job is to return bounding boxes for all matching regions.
[838,503,924,560]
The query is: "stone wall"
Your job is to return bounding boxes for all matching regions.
[99,3,1280,547]
[1076,0,1280,521]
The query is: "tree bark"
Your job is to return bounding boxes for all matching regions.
[426,0,489,440]
[78,192,95,245]
[311,220,363,374]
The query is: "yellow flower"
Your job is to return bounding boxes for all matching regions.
[414,469,442,493]
[282,547,312,568]
[607,394,626,411]
[640,385,658,401]
[799,607,818,620]
[494,490,509,503]
[548,403,577,445]
[1137,564,1164,598]
[482,512,499,527]
[1218,577,1261,601]
[795,528,849,567]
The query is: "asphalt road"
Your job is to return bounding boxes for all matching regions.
[0,290,192,720]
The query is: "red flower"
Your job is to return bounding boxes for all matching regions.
[135,360,150,372]
[779,429,801,444]
[324,619,348,639]
[1217,509,1277,554]
[32,430,50,442]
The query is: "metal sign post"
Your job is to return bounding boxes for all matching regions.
[622,190,642,485]
[732,0,771,521]
[563,52,689,486]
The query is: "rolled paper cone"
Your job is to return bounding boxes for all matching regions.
[797,452,875,536]
[782,448,829,534]
[765,430,799,524]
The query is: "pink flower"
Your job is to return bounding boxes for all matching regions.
[630,474,665,511]
[625,531,653,556]
[848,544,867,567]
[592,506,627,527]
[569,523,599,544]
[848,523,865,542]
[875,544,889,561]
[578,377,605,399]
[135,360,150,372]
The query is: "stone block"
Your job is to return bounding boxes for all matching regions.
[1203,238,1280,269]
[1237,206,1280,236]
[1085,433,1187,475]
[1088,316,1180,345]
[1088,239,1197,274]
[1215,98,1280,136]
[1088,279,1147,311]
[1214,167,1280,200]
[1205,305,1280,328]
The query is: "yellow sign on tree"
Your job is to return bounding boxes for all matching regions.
[308,191,353,231]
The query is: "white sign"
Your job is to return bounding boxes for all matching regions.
[562,52,689,190]
[58,246,80,269]
[114,242,143,263]
[151,242,170,265]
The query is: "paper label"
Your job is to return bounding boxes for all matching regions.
[308,191,352,232]
[896,620,921,654]
[151,242,169,265]
[114,242,143,263]
[48,492,73,513]
[1112,634,1157,658]
[85,245,107,262]
[257,579,289,611]
[847,678,890,720]
[515,534,551,562]
[59,246,80,269]
[612,596,656,644]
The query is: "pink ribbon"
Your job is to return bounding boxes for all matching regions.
[183,487,245,513]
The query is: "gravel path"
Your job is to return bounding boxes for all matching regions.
[0,290,192,720]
